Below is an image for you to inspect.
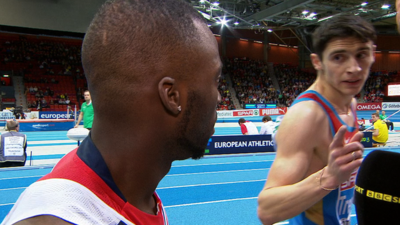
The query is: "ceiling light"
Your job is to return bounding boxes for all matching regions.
[267,29,273,33]
[302,10,309,15]
[361,2,368,6]
[220,19,227,26]
[309,12,317,17]
[212,2,219,6]
[234,21,239,25]
[381,4,390,9]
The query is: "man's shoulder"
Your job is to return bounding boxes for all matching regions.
[285,101,325,121]
[246,121,257,126]
[3,179,125,225]
[277,101,328,140]
[378,119,387,126]
[2,131,24,136]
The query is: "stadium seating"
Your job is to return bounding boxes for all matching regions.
[2,31,399,111]
[0,32,83,111]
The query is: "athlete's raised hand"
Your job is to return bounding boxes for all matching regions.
[322,126,364,189]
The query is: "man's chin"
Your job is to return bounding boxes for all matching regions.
[191,155,204,160]
[191,148,206,160]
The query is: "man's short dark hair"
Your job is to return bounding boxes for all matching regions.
[372,113,380,117]
[82,0,206,115]
[238,118,246,125]
[312,14,376,59]
[262,115,272,122]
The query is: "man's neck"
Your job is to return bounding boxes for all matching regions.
[91,125,172,214]
[310,80,353,110]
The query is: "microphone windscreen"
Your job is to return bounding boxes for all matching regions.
[355,150,400,225]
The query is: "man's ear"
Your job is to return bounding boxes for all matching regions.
[158,77,180,115]
[310,53,322,71]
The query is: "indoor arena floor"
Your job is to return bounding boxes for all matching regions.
[0,126,399,224]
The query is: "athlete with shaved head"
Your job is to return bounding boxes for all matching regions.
[2,0,221,224]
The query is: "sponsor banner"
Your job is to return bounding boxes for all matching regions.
[245,104,277,109]
[205,134,274,155]
[204,131,371,155]
[19,120,74,132]
[39,111,74,119]
[25,111,39,119]
[0,111,14,120]
[356,103,382,111]
[218,108,288,118]
[217,111,233,118]
[232,109,259,117]
[260,108,287,116]
[382,102,400,110]
[0,111,41,120]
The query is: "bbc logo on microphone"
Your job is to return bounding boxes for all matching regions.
[356,185,400,203]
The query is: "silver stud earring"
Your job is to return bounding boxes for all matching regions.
[177,106,182,112]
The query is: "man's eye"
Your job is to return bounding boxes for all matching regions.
[357,52,367,59]
[333,55,342,61]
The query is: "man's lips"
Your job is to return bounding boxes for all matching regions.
[343,79,362,85]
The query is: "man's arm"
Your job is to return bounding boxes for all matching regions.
[74,112,84,128]
[372,127,379,136]
[24,134,27,150]
[258,103,328,224]
[257,102,364,224]
[240,123,248,135]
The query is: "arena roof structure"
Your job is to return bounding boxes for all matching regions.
[189,0,397,33]
[0,0,397,44]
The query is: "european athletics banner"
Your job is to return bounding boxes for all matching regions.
[18,119,74,131]
[205,135,274,155]
[39,111,74,119]
[204,132,372,155]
